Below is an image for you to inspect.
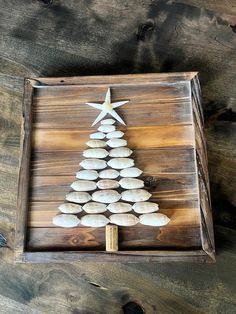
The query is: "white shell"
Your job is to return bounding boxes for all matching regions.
[83,148,109,159]
[99,169,119,179]
[92,190,121,203]
[58,203,82,214]
[109,147,133,157]
[71,180,97,191]
[107,139,127,148]
[53,214,80,228]
[76,170,98,180]
[86,140,107,148]
[83,202,107,214]
[119,178,144,189]
[107,202,132,213]
[90,132,106,139]
[109,214,139,226]
[107,158,134,169]
[81,214,109,227]
[66,192,91,203]
[139,213,170,226]
[121,189,151,202]
[106,131,124,139]
[101,119,115,125]
[133,202,159,214]
[80,159,107,170]
[120,167,143,177]
[96,179,119,190]
[98,125,116,133]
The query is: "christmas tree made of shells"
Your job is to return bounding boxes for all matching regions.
[52,88,170,229]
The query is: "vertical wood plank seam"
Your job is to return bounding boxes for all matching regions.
[14,79,33,262]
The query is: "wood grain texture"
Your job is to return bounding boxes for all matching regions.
[1,0,235,311]
[14,80,33,262]
[27,225,201,250]
[31,148,196,176]
[191,76,215,260]
[29,174,198,201]
[28,207,199,228]
[17,73,206,261]
[33,82,192,128]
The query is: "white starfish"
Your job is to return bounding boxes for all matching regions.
[86,88,129,126]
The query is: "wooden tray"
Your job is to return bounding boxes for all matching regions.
[15,72,215,263]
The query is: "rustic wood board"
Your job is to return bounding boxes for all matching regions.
[14,72,214,262]
[1,0,236,312]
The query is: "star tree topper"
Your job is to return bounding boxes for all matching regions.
[86,88,129,126]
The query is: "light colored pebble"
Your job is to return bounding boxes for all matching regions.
[83,148,109,159]
[99,169,120,179]
[107,138,127,148]
[109,214,139,226]
[107,158,134,169]
[92,190,121,203]
[58,203,82,214]
[71,180,97,191]
[121,189,151,202]
[109,147,132,157]
[76,170,98,180]
[139,213,170,226]
[119,178,144,189]
[106,131,124,139]
[80,159,107,170]
[120,167,143,178]
[90,132,106,139]
[52,214,80,228]
[96,179,119,189]
[98,125,116,133]
[66,191,91,203]
[101,119,116,125]
[83,202,107,214]
[133,202,159,214]
[107,202,132,213]
[86,140,107,148]
[81,214,109,227]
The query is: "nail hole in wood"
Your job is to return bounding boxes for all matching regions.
[123,301,145,314]
[60,80,65,83]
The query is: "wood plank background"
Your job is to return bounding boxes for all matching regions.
[1,0,236,313]
[27,78,201,251]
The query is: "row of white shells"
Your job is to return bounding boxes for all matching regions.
[53,213,170,228]
[66,189,151,203]
[71,178,144,191]
[90,130,124,139]
[77,168,142,180]
[59,201,159,214]
[83,147,132,158]
[80,158,135,170]
[86,139,127,148]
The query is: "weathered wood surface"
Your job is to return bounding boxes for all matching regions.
[24,74,203,257]
[0,0,235,312]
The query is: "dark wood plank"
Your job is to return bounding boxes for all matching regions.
[27,225,201,251]
[31,148,196,176]
[28,207,200,228]
[32,72,198,86]
[1,0,236,311]
[14,80,33,262]
[191,76,215,261]
[29,173,199,202]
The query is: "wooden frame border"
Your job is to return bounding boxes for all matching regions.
[14,72,215,263]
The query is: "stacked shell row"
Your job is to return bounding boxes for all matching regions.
[53,118,170,228]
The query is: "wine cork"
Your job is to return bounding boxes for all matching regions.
[106,225,118,251]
